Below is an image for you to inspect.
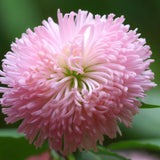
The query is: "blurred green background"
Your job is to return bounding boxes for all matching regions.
[0,0,160,159]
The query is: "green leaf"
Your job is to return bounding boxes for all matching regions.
[74,146,130,160]
[140,103,160,109]
[51,150,65,160]
[67,154,76,160]
[0,129,49,160]
[116,108,160,140]
[109,139,160,151]
[0,129,24,138]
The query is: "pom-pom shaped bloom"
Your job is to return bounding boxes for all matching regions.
[0,10,156,154]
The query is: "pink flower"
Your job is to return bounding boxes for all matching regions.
[26,151,51,160]
[0,9,156,154]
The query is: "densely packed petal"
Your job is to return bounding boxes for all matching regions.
[0,9,156,154]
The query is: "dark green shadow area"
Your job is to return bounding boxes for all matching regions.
[0,129,49,160]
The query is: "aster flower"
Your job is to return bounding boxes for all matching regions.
[0,9,156,154]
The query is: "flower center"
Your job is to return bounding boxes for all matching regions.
[64,68,84,89]
[52,41,108,104]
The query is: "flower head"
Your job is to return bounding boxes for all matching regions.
[0,9,156,154]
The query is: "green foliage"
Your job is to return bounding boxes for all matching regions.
[0,129,48,160]
[119,108,160,139]
[0,129,24,138]
[140,103,160,109]
[74,147,130,160]
[51,150,65,160]
[105,108,160,159]
[109,139,160,151]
